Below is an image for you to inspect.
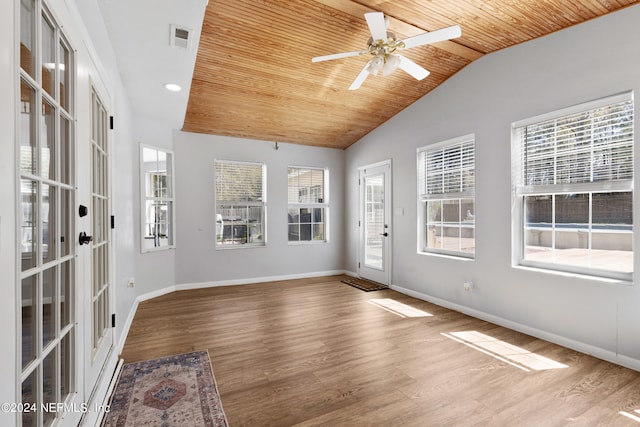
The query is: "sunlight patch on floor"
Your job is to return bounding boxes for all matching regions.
[441,330,569,372]
[619,409,640,422]
[367,298,433,318]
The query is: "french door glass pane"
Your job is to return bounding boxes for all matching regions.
[41,100,56,180]
[42,184,56,264]
[22,275,37,369]
[60,116,71,184]
[22,369,37,427]
[60,260,72,328]
[42,350,55,426]
[20,80,36,175]
[22,179,38,271]
[59,41,70,111]
[60,332,71,400]
[41,14,55,98]
[20,0,35,77]
[60,188,71,257]
[42,266,56,347]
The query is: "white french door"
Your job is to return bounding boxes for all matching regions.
[358,161,392,285]
[18,1,81,425]
[17,2,114,425]
[82,86,114,400]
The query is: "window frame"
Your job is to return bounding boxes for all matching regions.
[287,166,329,244]
[417,134,476,259]
[139,144,176,253]
[511,92,634,281]
[214,159,267,249]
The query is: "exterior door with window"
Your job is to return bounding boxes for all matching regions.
[358,161,392,285]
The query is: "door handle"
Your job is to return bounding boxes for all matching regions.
[79,232,93,245]
[380,232,388,237]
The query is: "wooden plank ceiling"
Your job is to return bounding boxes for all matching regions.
[183,0,638,149]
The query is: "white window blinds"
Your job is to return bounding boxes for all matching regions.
[287,167,325,203]
[418,136,475,198]
[215,160,265,202]
[514,94,633,190]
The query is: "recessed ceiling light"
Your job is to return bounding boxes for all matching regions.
[164,83,182,92]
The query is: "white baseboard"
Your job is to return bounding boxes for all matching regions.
[79,351,120,426]
[391,283,640,372]
[174,269,347,291]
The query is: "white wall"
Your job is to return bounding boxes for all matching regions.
[174,131,345,285]
[345,5,640,369]
[131,115,176,296]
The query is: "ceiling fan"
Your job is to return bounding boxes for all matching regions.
[312,12,461,90]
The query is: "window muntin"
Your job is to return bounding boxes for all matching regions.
[215,160,266,247]
[287,167,328,243]
[513,93,633,278]
[140,145,175,251]
[418,135,475,257]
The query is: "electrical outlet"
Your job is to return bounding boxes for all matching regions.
[463,281,473,292]
[127,278,135,288]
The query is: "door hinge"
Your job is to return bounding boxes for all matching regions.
[358,220,361,227]
[358,262,360,269]
[111,215,115,229]
[111,313,116,328]
[109,116,114,130]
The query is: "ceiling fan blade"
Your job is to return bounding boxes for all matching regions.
[349,62,371,90]
[399,25,462,49]
[312,50,365,62]
[364,12,387,41]
[398,55,430,80]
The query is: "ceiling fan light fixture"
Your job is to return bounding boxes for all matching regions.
[366,55,384,75]
[313,11,461,89]
[382,54,401,76]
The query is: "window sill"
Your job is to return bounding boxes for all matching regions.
[417,250,475,261]
[215,243,266,250]
[141,245,176,254]
[288,240,328,246]
[513,263,633,286]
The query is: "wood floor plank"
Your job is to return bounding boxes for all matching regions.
[120,275,640,426]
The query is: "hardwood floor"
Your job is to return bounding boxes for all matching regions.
[120,275,640,426]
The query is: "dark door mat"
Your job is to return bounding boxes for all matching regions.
[341,278,388,292]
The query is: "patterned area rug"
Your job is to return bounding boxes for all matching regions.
[341,277,388,292]
[103,351,228,426]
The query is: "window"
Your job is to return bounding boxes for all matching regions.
[288,167,328,242]
[140,145,175,251]
[417,135,475,257]
[215,160,266,247]
[512,93,633,279]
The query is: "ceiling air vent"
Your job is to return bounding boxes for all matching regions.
[170,24,192,50]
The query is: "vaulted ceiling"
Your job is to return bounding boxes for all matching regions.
[99,0,640,150]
